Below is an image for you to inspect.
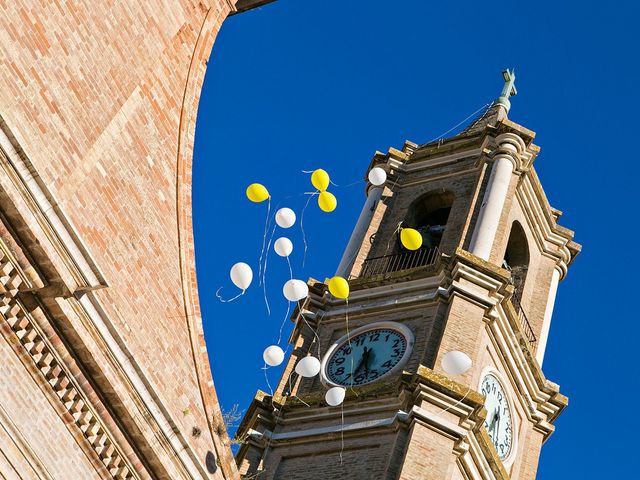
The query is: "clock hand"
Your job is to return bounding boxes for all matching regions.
[355,347,371,373]
[487,409,498,433]
[362,347,371,376]
[354,351,366,375]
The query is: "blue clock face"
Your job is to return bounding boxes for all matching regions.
[325,328,410,386]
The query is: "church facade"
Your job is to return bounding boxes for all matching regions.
[235,73,580,479]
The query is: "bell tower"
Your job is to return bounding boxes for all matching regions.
[236,71,580,480]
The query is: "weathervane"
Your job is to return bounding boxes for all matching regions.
[495,68,517,113]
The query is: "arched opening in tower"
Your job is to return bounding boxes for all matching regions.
[502,221,530,308]
[403,189,455,250]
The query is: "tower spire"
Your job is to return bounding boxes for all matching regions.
[495,68,517,113]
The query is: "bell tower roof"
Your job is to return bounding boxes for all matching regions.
[413,69,519,153]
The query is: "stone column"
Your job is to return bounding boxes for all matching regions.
[469,133,524,261]
[335,185,383,277]
[536,267,561,365]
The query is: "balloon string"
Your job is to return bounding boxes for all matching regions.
[302,170,363,190]
[331,179,363,189]
[262,363,274,397]
[215,287,244,303]
[440,387,471,414]
[276,300,292,346]
[261,223,277,316]
[275,256,296,345]
[285,255,293,280]
[287,375,310,407]
[258,197,271,286]
[344,298,357,397]
[339,401,345,466]
[384,222,403,257]
[300,310,321,358]
[299,191,318,268]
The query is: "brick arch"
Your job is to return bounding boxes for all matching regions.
[0,1,277,478]
[176,5,239,479]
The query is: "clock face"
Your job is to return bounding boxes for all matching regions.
[323,323,413,387]
[481,373,514,460]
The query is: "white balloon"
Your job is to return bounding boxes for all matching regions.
[275,208,296,229]
[295,356,320,378]
[441,351,472,375]
[230,262,253,291]
[263,345,285,367]
[274,237,293,257]
[368,167,387,186]
[283,279,309,302]
[325,386,346,406]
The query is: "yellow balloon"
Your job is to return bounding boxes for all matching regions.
[246,183,269,203]
[311,169,330,191]
[328,276,349,299]
[318,191,337,212]
[400,228,422,250]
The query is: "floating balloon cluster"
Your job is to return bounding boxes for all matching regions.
[264,273,351,406]
[221,172,348,406]
[220,168,473,410]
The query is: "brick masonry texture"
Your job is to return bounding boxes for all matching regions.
[0,1,246,478]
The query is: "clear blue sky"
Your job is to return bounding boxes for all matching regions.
[193,0,639,476]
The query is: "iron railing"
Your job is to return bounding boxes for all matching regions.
[508,282,537,349]
[517,306,537,348]
[358,247,439,279]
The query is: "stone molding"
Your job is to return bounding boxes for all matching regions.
[0,401,55,479]
[0,105,223,479]
[0,249,138,479]
[237,366,511,480]
[0,116,107,293]
[450,251,567,439]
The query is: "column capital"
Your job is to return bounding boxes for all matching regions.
[493,132,527,171]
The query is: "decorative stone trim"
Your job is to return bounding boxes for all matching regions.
[0,251,137,480]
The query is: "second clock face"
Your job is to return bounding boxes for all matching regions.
[324,326,412,387]
[481,373,514,460]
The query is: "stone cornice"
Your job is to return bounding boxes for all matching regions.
[236,367,511,480]
[0,118,217,479]
[0,117,107,293]
[0,259,140,479]
[517,168,580,276]
[449,250,567,441]
[0,401,55,479]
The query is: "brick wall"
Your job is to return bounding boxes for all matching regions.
[0,1,242,478]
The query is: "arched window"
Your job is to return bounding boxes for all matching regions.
[502,221,529,308]
[403,190,455,249]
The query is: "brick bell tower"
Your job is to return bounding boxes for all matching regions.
[235,70,580,480]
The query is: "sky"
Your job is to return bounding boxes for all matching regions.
[193,0,640,476]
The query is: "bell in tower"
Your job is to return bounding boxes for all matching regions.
[235,70,580,480]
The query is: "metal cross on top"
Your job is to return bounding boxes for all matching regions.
[495,68,517,113]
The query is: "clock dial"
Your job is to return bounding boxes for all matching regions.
[481,373,514,460]
[325,327,411,387]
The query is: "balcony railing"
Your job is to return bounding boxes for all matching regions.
[517,306,537,348]
[358,247,439,279]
